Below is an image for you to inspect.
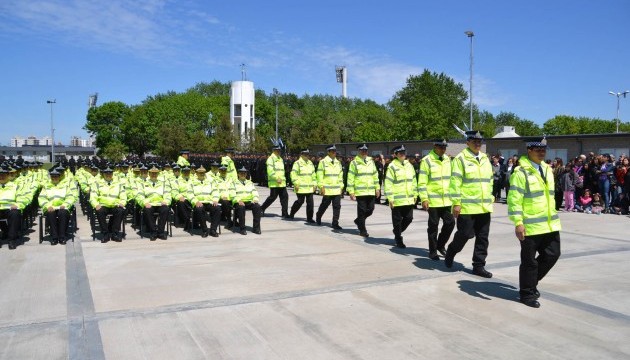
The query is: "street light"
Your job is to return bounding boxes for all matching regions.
[465,30,474,130]
[47,99,56,163]
[273,88,279,142]
[609,90,629,133]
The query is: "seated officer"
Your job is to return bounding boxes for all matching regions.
[216,165,235,228]
[232,166,261,235]
[137,166,171,240]
[90,167,127,243]
[38,169,77,245]
[188,166,221,238]
[0,167,25,249]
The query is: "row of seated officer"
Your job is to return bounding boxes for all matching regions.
[89,167,126,243]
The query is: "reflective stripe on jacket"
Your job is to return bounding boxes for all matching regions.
[347,155,379,196]
[266,153,286,188]
[384,158,417,207]
[449,148,493,214]
[417,150,453,207]
[290,158,317,194]
[316,156,344,196]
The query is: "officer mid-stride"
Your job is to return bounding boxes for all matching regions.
[508,138,561,308]
[347,143,380,237]
[417,139,455,260]
[316,145,345,230]
[383,145,417,248]
[445,131,494,278]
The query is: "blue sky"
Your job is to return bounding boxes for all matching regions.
[1,0,629,146]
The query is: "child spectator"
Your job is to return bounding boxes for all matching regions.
[576,189,593,213]
[591,193,604,215]
[560,164,577,211]
[611,192,629,215]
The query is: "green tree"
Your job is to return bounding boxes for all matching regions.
[84,101,131,154]
[542,115,619,135]
[100,140,128,162]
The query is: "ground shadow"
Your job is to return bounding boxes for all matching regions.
[412,256,467,272]
[456,280,519,302]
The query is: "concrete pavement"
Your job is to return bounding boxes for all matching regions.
[0,187,629,359]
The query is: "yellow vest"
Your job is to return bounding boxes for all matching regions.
[449,148,493,214]
[384,158,417,207]
[316,156,344,196]
[347,155,379,196]
[417,150,453,207]
[266,153,286,188]
[290,157,317,194]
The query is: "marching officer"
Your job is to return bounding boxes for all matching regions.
[232,166,262,235]
[188,166,221,237]
[289,149,317,222]
[177,150,190,168]
[445,131,494,278]
[316,145,344,230]
[260,145,289,217]
[417,139,455,260]
[384,145,417,248]
[508,138,562,308]
[90,167,127,243]
[39,169,77,245]
[221,148,238,181]
[347,144,380,237]
[138,166,171,241]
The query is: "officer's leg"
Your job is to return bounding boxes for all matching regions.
[110,207,124,240]
[519,234,540,300]
[446,214,475,259]
[437,206,455,250]
[400,205,414,233]
[426,207,440,255]
[471,213,491,269]
[157,205,169,237]
[365,196,375,218]
[194,205,207,233]
[143,206,157,235]
[208,204,221,235]
[177,200,190,228]
[96,207,111,240]
[391,206,402,238]
[305,194,314,221]
[58,208,70,242]
[536,231,561,281]
[316,196,332,222]
[235,204,246,231]
[7,209,21,247]
[46,210,59,242]
[279,187,289,216]
[331,195,341,225]
[251,203,262,232]
[290,194,305,217]
[261,188,279,211]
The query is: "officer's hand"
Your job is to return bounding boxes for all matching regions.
[145,204,152,208]
[239,201,245,206]
[161,201,168,206]
[10,205,17,210]
[118,204,125,208]
[375,189,380,198]
[213,201,219,206]
[515,225,526,241]
[389,201,394,209]
[95,205,101,211]
[294,185,299,192]
[350,194,356,201]
[196,201,202,208]
[320,187,325,196]
[60,205,66,210]
[179,196,185,202]
[48,206,54,213]
[422,200,429,210]
[277,177,283,184]
[452,205,461,218]
[313,186,317,192]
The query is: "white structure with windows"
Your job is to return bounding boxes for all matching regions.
[230,81,255,138]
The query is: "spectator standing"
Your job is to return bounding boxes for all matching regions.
[560,164,577,212]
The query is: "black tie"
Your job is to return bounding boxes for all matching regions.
[539,166,545,183]
[438,156,443,161]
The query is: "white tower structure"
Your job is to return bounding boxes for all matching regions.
[335,65,347,98]
[230,65,255,138]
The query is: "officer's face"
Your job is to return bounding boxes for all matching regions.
[103,173,113,182]
[0,173,8,184]
[328,150,336,158]
[434,146,447,156]
[396,152,406,161]
[528,147,546,164]
[196,172,205,180]
[238,172,247,180]
[359,149,368,158]
[467,139,482,152]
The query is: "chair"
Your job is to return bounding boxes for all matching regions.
[39,207,77,244]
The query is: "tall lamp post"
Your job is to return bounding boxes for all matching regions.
[465,30,474,130]
[609,90,629,133]
[273,88,279,142]
[47,99,56,163]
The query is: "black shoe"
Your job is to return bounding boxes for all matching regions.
[150,233,157,241]
[253,228,261,235]
[316,217,322,226]
[240,229,247,235]
[437,248,447,257]
[201,231,208,238]
[101,235,110,243]
[520,298,541,308]
[472,268,493,278]
[534,289,540,299]
[282,213,290,219]
[210,230,219,237]
[225,221,233,229]
[394,237,406,249]
[288,214,295,219]
[359,231,370,238]
[354,218,360,227]
[306,219,316,224]
[429,252,440,261]
[444,252,454,268]
[332,223,342,230]
[8,241,16,250]
[59,238,67,245]
[51,239,59,246]
[112,235,122,242]
[159,233,168,240]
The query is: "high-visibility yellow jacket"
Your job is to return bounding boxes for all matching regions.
[39,181,77,211]
[0,182,27,210]
[290,157,317,194]
[215,176,235,201]
[187,179,219,204]
[508,156,561,236]
[347,155,379,196]
[89,179,127,208]
[384,158,417,207]
[232,179,259,203]
[221,156,237,180]
[449,148,493,214]
[417,150,453,207]
[177,155,190,168]
[137,179,171,207]
[316,156,344,196]
[266,153,286,188]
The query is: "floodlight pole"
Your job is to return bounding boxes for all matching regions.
[47,99,56,162]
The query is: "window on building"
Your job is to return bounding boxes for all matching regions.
[546,148,567,164]
[234,104,241,116]
[600,148,629,158]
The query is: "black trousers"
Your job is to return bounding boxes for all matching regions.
[290,192,314,220]
[447,212,491,268]
[0,209,20,241]
[219,199,233,223]
[519,231,561,300]
[176,200,191,226]
[45,208,70,240]
[427,206,455,254]
[143,205,169,235]
[193,203,221,232]
[391,205,414,239]
[261,187,288,215]
[355,196,375,232]
[234,202,262,230]
[96,206,124,237]
[317,195,341,225]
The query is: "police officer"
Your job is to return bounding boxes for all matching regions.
[221,148,238,181]
[177,150,191,168]
[260,145,289,217]
[417,139,455,260]
[508,138,561,308]
[316,145,344,230]
[188,166,221,238]
[445,131,494,278]
[90,167,127,243]
[138,166,171,241]
[384,145,417,248]
[232,166,262,235]
[347,144,380,237]
[0,167,25,249]
[289,149,317,222]
[39,169,77,245]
